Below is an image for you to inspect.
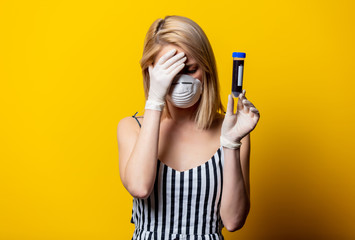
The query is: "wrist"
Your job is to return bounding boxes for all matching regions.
[145,99,165,111]
[220,135,242,149]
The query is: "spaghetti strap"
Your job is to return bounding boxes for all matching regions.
[132,111,141,128]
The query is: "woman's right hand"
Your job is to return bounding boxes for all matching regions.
[147,49,187,106]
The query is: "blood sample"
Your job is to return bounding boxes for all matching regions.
[232,52,246,98]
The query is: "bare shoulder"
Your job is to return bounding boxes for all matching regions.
[116,114,144,156]
[117,114,143,136]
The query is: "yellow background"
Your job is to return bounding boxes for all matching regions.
[1,0,354,239]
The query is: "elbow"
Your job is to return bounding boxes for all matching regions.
[225,205,250,232]
[132,189,150,199]
[122,171,153,199]
[225,217,247,232]
[127,183,152,199]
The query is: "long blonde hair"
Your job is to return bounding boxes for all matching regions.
[140,15,225,130]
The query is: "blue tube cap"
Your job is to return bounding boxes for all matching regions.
[232,52,246,58]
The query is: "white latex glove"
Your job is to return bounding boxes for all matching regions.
[220,89,260,149]
[145,49,187,111]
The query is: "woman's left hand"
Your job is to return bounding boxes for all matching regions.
[221,90,260,143]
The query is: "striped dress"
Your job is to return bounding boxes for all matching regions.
[130,112,225,240]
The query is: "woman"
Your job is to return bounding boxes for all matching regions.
[117,15,260,240]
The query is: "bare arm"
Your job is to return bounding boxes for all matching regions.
[219,133,251,232]
[117,49,187,199]
[117,109,162,199]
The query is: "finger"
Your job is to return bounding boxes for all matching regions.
[242,99,255,108]
[226,94,234,115]
[250,107,260,115]
[163,52,186,69]
[237,94,244,112]
[242,99,250,114]
[157,49,177,65]
[249,108,255,118]
[239,90,247,102]
[250,107,260,119]
[169,63,185,78]
[166,56,187,74]
[243,98,258,113]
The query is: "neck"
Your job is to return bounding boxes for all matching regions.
[165,99,200,125]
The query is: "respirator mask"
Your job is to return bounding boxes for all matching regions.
[166,74,203,108]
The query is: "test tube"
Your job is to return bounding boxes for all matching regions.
[232,52,246,98]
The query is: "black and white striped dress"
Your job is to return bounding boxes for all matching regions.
[130,112,225,240]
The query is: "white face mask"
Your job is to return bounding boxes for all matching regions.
[166,74,203,108]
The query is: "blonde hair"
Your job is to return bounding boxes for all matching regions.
[140,15,225,130]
